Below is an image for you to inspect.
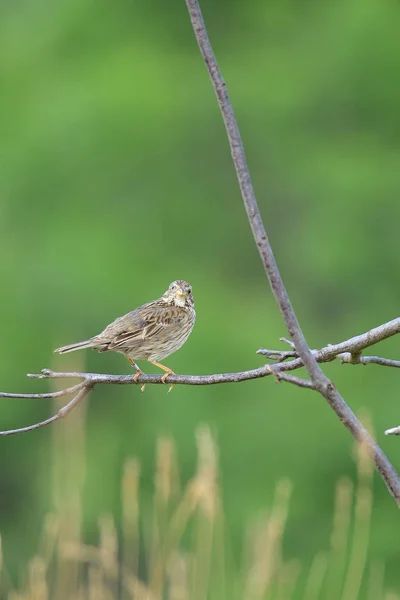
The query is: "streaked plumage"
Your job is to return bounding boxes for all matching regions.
[55,280,195,390]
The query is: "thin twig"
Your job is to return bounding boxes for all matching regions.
[257,349,298,361]
[258,317,400,370]
[265,364,314,389]
[0,385,92,436]
[280,337,296,350]
[340,355,400,368]
[183,0,400,505]
[0,382,86,400]
[272,372,315,390]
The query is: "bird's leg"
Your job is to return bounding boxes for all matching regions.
[126,357,146,392]
[149,361,176,393]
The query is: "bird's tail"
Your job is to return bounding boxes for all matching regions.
[54,339,95,354]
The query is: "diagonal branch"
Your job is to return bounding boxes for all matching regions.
[183,0,400,505]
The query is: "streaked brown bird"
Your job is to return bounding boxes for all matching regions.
[55,280,195,391]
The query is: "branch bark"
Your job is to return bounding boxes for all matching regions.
[258,317,400,371]
[183,0,400,505]
[1,318,399,438]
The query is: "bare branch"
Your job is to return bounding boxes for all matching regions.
[258,317,400,370]
[183,0,400,505]
[0,382,86,400]
[339,355,400,368]
[280,337,296,350]
[264,364,314,388]
[2,312,399,436]
[257,349,298,361]
[271,371,315,390]
[0,365,281,436]
[26,367,273,386]
[0,315,399,434]
[0,385,92,436]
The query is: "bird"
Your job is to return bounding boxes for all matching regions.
[54,280,195,391]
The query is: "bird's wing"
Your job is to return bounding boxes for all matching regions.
[101,303,180,351]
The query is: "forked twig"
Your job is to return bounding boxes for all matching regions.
[0,382,86,400]
[0,385,92,436]
[258,317,400,370]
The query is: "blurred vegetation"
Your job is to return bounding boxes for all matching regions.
[1,422,395,600]
[1,0,400,595]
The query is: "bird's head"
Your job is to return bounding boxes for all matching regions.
[163,280,194,308]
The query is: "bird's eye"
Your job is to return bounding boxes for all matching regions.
[188,289,192,294]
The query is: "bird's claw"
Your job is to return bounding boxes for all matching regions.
[133,370,145,392]
[161,371,175,393]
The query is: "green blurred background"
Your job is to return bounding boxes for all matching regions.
[1,0,400,594]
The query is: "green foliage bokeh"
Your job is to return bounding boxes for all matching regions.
[1,0,400,593]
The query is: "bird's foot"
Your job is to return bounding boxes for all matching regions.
[133,370,145,392]
[161,370,175,393]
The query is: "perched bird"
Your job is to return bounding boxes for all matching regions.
[55,280,195,391]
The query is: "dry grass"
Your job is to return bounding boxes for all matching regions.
[0,398,394,600]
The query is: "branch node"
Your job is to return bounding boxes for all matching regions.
[257,348,297,361]
[279,337,296,350]
[265,364,285,384]
[27,369,54,380]
[338,353,352,364]
[41,369,53,377]
[350,352,362,364]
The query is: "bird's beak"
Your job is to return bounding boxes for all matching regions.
[176,289,187,297]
